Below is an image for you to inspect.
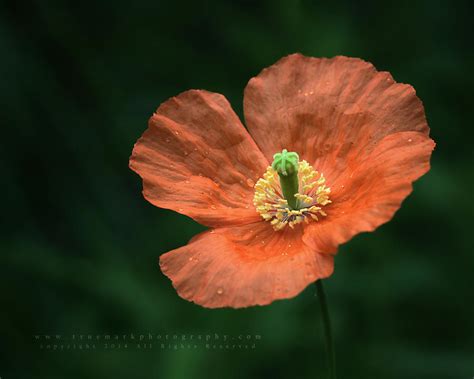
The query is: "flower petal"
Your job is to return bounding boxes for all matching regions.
[159,222,334,308]
[302,131,435,253]
[244,54,429,168]
[244,54,434,253]
[130,90,268,227]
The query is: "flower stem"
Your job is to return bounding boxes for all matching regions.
[278,170,299,209]
[316,280,336,379]
[271,149,300,209]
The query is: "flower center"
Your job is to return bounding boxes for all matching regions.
[253,149,331,230]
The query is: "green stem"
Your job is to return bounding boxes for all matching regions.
[271,149,300,210]
[278,171,299,209]
[316,280,336,379]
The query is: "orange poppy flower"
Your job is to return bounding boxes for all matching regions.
[130,54,435,309]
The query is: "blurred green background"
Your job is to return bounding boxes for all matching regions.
[1,0,473,378]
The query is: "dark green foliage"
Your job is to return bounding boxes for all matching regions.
[1,0,472,378]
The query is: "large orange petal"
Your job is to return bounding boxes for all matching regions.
[130,90,268,228]
[159,222,334,308]
[302,131,435,253]
[244,53,429,171]
[244,53,434,252]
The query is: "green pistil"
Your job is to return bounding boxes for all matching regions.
[272,149,299,210]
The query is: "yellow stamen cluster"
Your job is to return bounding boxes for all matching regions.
[253,160,331,230]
